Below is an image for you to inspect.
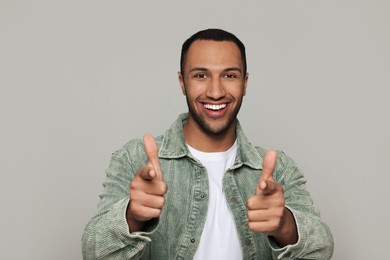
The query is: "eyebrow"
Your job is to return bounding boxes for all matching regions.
[189,67,243,74]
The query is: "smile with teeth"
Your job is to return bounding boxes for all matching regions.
[203,103,227,111]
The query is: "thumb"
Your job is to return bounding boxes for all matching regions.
[255,150,277,195]
[143,134,163,180]
[260,150,277,181]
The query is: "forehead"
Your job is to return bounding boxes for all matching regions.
[184,40,243,70]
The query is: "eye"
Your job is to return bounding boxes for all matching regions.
[194,73,208,79]
[223,73,238,79]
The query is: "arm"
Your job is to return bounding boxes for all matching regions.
[270,151,334,259]
[82,148,149,260]
[247,150,333,259]
[247,150,298,247]
[82,136,166,260]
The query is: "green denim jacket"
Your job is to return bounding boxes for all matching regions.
[82,113,333,260]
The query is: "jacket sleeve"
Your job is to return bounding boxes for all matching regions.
[268,151,334,260]
[81,146,157,260]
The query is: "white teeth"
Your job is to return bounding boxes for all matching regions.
[204,104,227,110]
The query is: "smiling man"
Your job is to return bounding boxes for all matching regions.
[82,29,334,259]
[179,40,246,151]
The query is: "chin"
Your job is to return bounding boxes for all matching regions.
[202,118,236,136]
[187,100,240,136]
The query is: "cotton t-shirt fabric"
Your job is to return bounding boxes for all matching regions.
[188,141,243,260]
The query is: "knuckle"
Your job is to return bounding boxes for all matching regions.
[247,222,255,231]
[130,205,143,217]
[162,183,168,193]
[130,190,144,202]
[152,209,162,218]
[246,198,255,209]
[158,182,168,194]
[157,196,166,208]
[247,211,253,221]
[129,190,137,200]
[276,198,285,207]
[129,192,140,203]
[270,219,280,230]
[130,180,138,190]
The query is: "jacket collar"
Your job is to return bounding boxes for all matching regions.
[158,113,263,170]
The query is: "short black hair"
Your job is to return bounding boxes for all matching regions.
[180,28,247,76]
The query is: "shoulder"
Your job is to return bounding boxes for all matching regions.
[252,146,303,183]
[115,138,143,158]
[107,138,146,172]
[113,134,165,161]
[252,145,295,168]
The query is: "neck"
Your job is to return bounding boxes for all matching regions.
[183,118,237,152]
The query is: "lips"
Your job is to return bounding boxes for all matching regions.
[203,103,227,111]
[200,102,230,118]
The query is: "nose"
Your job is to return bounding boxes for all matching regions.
[206,77,226,100]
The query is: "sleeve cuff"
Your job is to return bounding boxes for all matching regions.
[110,198,159,245]
[267,206,305,259]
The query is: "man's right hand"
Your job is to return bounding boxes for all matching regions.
[126,134,167,232]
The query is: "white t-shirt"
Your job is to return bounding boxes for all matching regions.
[188,141,243,260]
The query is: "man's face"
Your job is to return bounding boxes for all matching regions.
[179,40,248,136]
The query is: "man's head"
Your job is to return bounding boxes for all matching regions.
[178,29,248,139]
[180,29,247,78]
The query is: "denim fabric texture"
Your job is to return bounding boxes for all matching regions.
[82,113,334,260]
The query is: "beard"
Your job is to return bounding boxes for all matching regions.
[185,95,243,136]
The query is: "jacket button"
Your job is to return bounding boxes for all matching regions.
[200,194,205,199]
[230,197,238,204]
[190,239,195,243]
[244,238,252,246]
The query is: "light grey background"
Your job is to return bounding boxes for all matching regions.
[1,1,389,259]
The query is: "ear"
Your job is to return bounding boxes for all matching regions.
[178,71,186,96]
[243,72,249,96]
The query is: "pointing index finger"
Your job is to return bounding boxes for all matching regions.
[143,134,163,180]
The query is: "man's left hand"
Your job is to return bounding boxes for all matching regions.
[246,150,298,246]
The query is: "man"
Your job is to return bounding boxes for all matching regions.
[82,29,334,259]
